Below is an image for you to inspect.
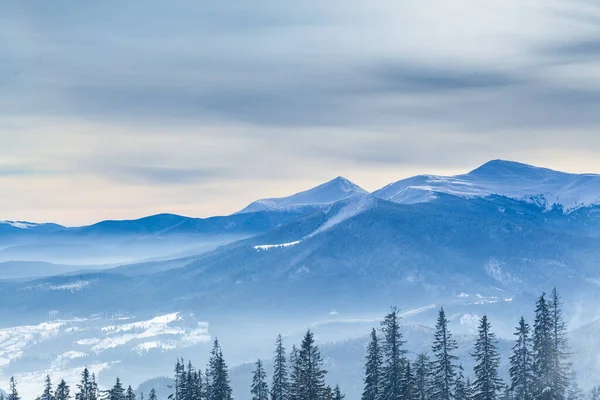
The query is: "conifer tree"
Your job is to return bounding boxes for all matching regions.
[362,328,382,400]
[41,375,54,400]
[207,339,233,400]
[295,330,327,400]
[550,288,569,400]
[272,335,289,400]
[455,366,469,400]
[510,317,533,400]
[431,308,458,400]
[126,386,136,400]
[8,377,19,400]
[334,386,345,400]
[415,354,432,400]
[107,378,126,400]
[381,307,407,400]
[472,315,503,400]
[148,389,158,400]
[401,360,418,400]
[252,359,270,400]
[55,380,71,400]
[533,294,553,400]
[289,345,300,400]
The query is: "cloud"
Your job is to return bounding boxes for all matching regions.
[1,0,600,223]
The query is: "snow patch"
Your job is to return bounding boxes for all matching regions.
[254,241,301,251]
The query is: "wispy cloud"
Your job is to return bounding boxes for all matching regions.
[1,0,600,223]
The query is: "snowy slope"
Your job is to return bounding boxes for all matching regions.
[373,160,600,211]
[237,176,368,214]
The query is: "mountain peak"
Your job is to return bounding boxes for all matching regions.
[468,160,558,176]
[237,177,367,214]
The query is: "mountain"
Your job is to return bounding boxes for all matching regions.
[237,176,368,214]
[0,211,305,265]
[373,160,600,211]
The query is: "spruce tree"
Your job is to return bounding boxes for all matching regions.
[455,366,469,400]
[431,308,458,400]
[149,389,158,400]
[510,317,533,400]
[107,378,126,400]
[362,328,382,400]
[252,359,270,400]
[334,386,345,400]
[41,375,54,400]
[295,330,327,400]
[401,360,418,400]
[415,354,432,400]
[272,335,289,400]
[472,315,503,400]
[533,294,553,400]
[289,345,300,400]
[126,386,136,400]
[207,339,233,400]
[550,288,569,400]
[8,377,19,400]
[55,380,71,400]
[381,307,407,400]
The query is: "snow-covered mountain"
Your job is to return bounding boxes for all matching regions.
[373,160,600,211]
[237,176,368,214]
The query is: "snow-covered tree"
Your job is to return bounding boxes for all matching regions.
[431,308,458,400]
[415,353,432,400]
[206,339,233,400]
[510,317,533,400]
[381,307,407,400]
[294,330,327,400]
[471,315,503,400]
[272,335,290,400]
[363,328,382,400]
[251,359,269,400]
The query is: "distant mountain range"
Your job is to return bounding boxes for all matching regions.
[2,160,600,396]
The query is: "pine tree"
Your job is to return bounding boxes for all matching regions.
[76,370,91,400]
[8,377,19,400]
[107,378,126,400]
[252,359,270,400]
[55,380,71,400]
[207,339,233,400]
[363,328,382,400]
[415,354,432,400]
[272,335,289,400]
[334,386,345,400]
[126,386,136,400]
[455,366,469,400]
[381,307,407,400]
[401,360,418,400]
[431,308,458,400]
[510,317,533,400]
[289,345,300,400]
[41,375,54,400]
[550,288,569,400]
[533,294,553,400]
[472,315,503,400]
[148,389,158,400]
[295,330,327,400]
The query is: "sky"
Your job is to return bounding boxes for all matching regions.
[1,0,600,225]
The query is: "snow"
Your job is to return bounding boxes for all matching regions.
[373,160,600,212]
[0,220,37,229]
[94,312,210,352]
[238,176,368,214]
[254,241,301,251]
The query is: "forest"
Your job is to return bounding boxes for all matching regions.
[1,288,593,400]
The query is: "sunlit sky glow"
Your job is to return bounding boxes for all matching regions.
[2,1,600,225]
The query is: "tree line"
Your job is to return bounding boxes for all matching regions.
[1,288,594,400]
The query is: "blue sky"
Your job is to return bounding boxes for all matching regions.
[1,0,600,224]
